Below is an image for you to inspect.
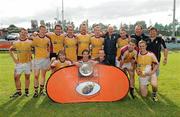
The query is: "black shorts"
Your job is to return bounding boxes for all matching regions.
[77,56,83,60]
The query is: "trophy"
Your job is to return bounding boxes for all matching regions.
[79,62,94,77]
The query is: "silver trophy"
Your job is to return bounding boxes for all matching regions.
[79,62,93,77]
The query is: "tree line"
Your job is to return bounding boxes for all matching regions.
[3,20,180,37]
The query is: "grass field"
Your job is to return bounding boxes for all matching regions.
[0,51,180,117]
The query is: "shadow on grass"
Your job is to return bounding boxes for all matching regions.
[0,91,179,117]
[0,95,40,117]
[0,96,24,110]
[130,87,180,117]
[13,95,57,117]
[0,96,26,116]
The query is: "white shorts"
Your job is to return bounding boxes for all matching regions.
[139,65,156,85]
[122,62,132,70]
[15,62,31,75]
[139,73,156,85]
[33,58,50,70]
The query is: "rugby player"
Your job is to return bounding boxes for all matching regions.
[64,25,78,62]
[90,25,104,59]
[47,24,65,59]
[77,23,91,60]
[32,25,50,97]
[116,29,130,66]
[119,39,138,99]
[136,40,159,101]
[9,28,32,97]
[51,50,72,73]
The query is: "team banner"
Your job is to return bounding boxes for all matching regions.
[46,64,129,103]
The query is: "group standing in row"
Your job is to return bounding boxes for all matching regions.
[9,23,168,101]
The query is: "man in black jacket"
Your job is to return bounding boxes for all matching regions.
[103,25,119,66]
[131,25,149,46]
[147,27,168,65]
[146,27,168,101]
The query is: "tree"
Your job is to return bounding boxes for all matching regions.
[46,22,51,31]
[40,20,45,26]
[177,26,180,36]
[31,20,38,31]
[134,21,147,29]
[7,24,19,33]
[8,24,16,28]
[128,24,135,35]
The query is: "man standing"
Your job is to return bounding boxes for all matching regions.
[9,28,32,97]
[32,25,50,97]
[103,25,119,66]
[131,25,149,46]
[47,24,65,59]
[64,25,78,62]
[116,29,130,60]
[147,27,168,66]
[90,25,104,59]
[77,23,91,60]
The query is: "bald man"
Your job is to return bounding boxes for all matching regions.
[103,25,119,66]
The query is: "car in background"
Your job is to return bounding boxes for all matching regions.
[177,38,180,43]
[5,33,19,41]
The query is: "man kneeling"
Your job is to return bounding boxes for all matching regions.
[136,40,159,101]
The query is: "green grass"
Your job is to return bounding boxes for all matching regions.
[0,52,180,117]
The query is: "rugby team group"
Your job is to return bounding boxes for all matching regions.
[9,23,168,102]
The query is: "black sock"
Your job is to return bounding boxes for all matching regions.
[34,86,38,93]
[17,89,22,95]
[130,87,134,93]
[40,85,44,92]
[129,87,135,99]
[152,91,157,97]
[25,88,29,94]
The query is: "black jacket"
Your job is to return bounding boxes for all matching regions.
[131,33,149,46]
[147,36,167,62]
[103,33,119,55]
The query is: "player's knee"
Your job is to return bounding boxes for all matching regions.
[141,92,148,97]
[14,75,20,81]
[140,86,148,97]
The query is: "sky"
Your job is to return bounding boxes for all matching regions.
[0,0,179,28]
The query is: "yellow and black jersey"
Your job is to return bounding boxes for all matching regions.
[64,35,77,62]
[12,39,32,63]
[116,38,129,58]
[51,59,72,73]
[90,36,104,58]
[32,35,50,59]
[77,33,91,56]
[122,50,137,63]
[47,32,65,54]
[137,52,158,72]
